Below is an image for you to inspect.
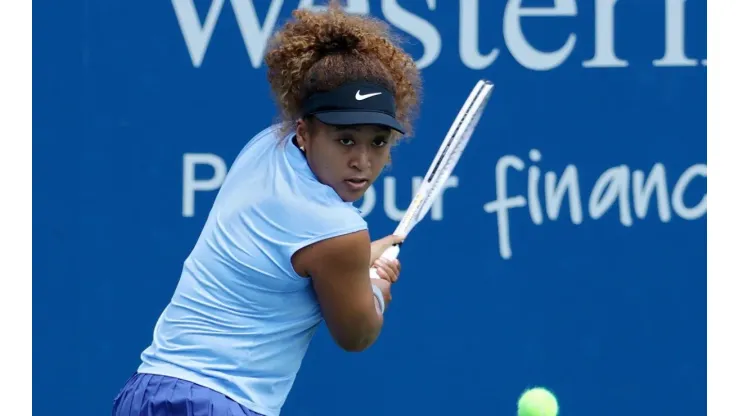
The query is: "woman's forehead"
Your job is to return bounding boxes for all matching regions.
[328,124,391,136]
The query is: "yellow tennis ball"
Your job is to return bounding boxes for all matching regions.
[517,387,559,416]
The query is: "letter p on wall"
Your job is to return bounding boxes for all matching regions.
[183,153,227,217]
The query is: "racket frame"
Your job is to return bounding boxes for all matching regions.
[369,79,494,279]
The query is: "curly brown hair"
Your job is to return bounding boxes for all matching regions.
[264,1,422,139]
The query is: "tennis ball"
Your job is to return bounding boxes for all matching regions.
[517,387,559,416]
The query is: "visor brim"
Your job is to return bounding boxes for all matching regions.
[313,111,406,135]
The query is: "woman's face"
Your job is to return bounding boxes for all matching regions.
[296,118,393,202]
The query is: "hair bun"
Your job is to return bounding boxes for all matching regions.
[314,33,360,56]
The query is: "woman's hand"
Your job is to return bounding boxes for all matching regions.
[369,234,404,265]
[369,234,403,283]
[371,257,401,283]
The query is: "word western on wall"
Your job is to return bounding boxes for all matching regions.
[173,0,706,71]
[182,151,707,259]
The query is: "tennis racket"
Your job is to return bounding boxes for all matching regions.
[370,79,495,279]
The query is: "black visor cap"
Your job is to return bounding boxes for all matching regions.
[301,82,405,135]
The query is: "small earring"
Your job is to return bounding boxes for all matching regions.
[299,146,305,151]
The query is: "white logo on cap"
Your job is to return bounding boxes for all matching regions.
[355,91,382,101]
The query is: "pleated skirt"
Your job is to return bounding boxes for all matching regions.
[112,373,264,416]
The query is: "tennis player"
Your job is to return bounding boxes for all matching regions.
[112,3,421,416]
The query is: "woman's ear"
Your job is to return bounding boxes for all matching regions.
[295,118,308,151]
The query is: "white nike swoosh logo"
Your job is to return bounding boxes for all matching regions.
[355,91,382,101]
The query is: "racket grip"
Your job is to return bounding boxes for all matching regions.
[369,244,401,279]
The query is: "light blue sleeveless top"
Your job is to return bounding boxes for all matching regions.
[138,125,368,416]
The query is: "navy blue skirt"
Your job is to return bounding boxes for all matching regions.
[112,373,264,416]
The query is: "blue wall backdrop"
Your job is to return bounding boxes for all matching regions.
[33,1,706,415]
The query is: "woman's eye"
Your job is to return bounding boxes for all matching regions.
[373,139,388,148]
[339,138,354,146]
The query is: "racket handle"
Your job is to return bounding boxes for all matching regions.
[369,244,401,279]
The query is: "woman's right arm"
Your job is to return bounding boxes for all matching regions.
[292,230,386,352]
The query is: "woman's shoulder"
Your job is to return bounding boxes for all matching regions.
[262,191,367,232]
[235,123,285,155]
